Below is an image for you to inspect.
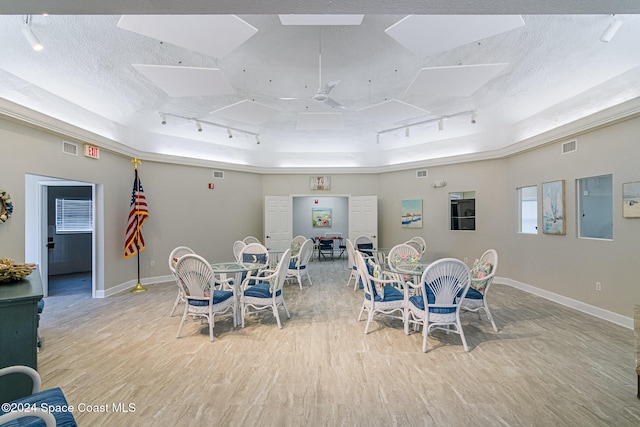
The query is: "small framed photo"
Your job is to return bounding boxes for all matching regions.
[623,181,640,218]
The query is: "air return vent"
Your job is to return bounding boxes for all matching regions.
[62,140,78,156]
[562,139,577,155]
[212,170,224,179]
[416,169,428,178]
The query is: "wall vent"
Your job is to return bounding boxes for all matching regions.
[416,169,428,178]
[562,139,577,155]
[62,140,78,156]
[212,170,224,179]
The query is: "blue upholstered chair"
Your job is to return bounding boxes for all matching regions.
[461,249,499,332]
[174,254,236,342]
[355,251,406,335]
[317,238,334,260]
[405,258,472,352]
[0,365,77,426]
[241,249,292,329]
[287,239,313,289]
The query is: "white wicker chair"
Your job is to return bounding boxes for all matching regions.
[242,235,261,244]
[406,258,472,352]
[168,245,195,317]
[241,249,292,329]
[461,249,499,331]
[345,239,359,290]
[175,254,236,342]
[233,240,246,262]
[287,238,313,289]
[355,251,406,334]
[388,243,421,271]
[408,236,427,256]
[355,235,374,256]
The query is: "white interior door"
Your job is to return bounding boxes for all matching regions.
[264,196,292,251]
[349,195,378,248]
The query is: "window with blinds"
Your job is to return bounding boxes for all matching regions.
[55,198,93,233]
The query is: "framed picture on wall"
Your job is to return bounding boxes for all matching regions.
[312,208,332,227]
[542,180,565,234]
[401,199,423,228]
[623,181,640,218]
[310,176,331,190]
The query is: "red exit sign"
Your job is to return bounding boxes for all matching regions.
[84,144,100,159]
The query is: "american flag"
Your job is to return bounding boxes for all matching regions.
[124,168,149,258]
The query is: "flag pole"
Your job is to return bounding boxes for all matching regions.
[130,158,147,293]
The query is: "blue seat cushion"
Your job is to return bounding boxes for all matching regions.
[244,282,281,298]
[364,285,403,302]
[465,288,484,300]
[37,299,44,314]
[1,387,77,427]
[187,290,233,306]
[288,259,306,270]
[408,286,456,314]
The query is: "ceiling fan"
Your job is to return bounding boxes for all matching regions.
[279,34,345,109]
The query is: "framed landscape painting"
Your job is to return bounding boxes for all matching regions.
[401,199,423,228]
[312,208,332,227]
[623,181,640,218]
[542,180,565,235]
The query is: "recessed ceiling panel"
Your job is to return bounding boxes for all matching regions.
[212,99,281,125]
[407,64,510,98]
[279,15,364,26]
[117,15,258,58]
[132,65,235,97]
[296,113,344,131]
[385,15,525,57]
[358,99,429,125]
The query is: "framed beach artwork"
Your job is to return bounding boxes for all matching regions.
[623,181,640,218]
[401,199,423,229]
[312,208,332,227]
[542,180,565,235]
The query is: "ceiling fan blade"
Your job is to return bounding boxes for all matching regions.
[323,80,340,95]
[324,97,345,109]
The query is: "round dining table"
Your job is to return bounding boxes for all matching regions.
[210,261,267,325]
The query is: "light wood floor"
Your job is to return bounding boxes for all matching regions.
[38,259,640,426]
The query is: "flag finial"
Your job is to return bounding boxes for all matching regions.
[130,158,141,170]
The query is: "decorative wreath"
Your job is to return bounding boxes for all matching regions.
[0,190,13,223]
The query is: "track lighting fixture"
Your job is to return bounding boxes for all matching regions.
[160,112,259,140]
[375,110,477,142]
[22,15,43,51]
[600,15,623,43]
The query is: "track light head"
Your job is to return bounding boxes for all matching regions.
[405,127,410,138]
[195,121,202,132]
[471,112,477,124]
[376,133,380,144]
[227,129,233,139]
[160,113,167,125]
[438,118,444,131]
[21,21,43,51]
[600,15,623,43]
[255,135,260,145]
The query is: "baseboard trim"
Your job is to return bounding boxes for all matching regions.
[496,276,632,330]
[102,275,173,298]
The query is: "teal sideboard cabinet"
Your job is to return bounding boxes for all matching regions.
[0,268,43,402]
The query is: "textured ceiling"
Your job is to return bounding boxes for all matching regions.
[1,2,640,171]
